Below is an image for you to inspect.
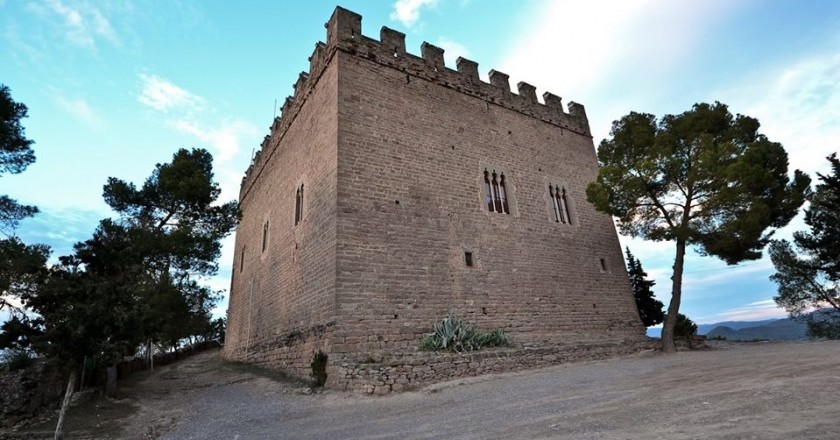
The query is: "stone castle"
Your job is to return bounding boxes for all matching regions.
[224,7,646,392]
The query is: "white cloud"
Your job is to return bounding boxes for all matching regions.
[721,53,840,177]
[498,0,742,132]
[436,38,470,69]
[171,118,258,164]
[55,95,103,128]
[37,0,121,48]
[682,260,775,290]
[390,0,439,28]
[138,74,205,112]
[137,73,258,203]
[713,299,788,322]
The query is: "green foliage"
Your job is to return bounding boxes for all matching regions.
[208,317,226,344]
[671,313,698,338]
[771,154,840,339]
[0,315,40,350]
[587,102,809,262]
[0,237,49,311]
[0,349,37,373]
[419,311,509,352]
[625,247,664,327]
[0,84,35,175]
[310,350,328,387]
[87,148,237,350]
[0,85,46,312]
[805,317,840,340]
[0,196,38,235]
[586,102,809,351]
[3,148,238,370]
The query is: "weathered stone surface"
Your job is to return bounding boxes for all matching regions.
[223,6,647,388]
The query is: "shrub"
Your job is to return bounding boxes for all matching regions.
[0,349,37,373]
[672,313,698,338]
[419,311,508,352]
[310,350,328,387]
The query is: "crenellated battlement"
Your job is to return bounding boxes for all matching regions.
[241,6,591,200]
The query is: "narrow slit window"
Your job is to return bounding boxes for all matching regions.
[262,221,269,252]
[600,258,607,272]
[295,188,300,224]
[239,248,245,271]
[295,183,304,226]
[464,251,473,267]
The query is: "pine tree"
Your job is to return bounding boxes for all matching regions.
[625,247,665,327]
[587,102,809,351]
[771,153,840,338]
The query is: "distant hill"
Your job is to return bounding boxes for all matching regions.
[696,319,780,336]
[706,318,807,341]
[646,317,808,340]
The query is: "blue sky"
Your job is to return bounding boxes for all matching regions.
[2,0,839,325]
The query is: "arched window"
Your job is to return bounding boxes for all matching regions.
[499,173,509,214]
[549,185,560,222]
[549,183,573,224]
[560,187,571,224]
[482,168,512,215]
[483,169,494,211]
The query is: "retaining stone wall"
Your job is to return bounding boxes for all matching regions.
[332,338,655,394]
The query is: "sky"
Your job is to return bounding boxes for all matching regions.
[2,0,839,326]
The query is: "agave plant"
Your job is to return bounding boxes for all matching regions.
[419,311,508,352]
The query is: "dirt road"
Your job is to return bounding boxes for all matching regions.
[11,340,839,439]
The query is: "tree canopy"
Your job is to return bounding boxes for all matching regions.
[0,84,45,313]
[3,148,239,363]
[587,102,809,352]
[0,84,35,175]
[625,247,664,327]
[771,153,840,338]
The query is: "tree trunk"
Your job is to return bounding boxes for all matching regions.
[661,238,687,353]
[105,365,118,397]
[54,368,77,440]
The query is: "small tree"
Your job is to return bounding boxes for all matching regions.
[672,313,698,339]
[587,102,810,352]
[771,153,840,338]
[625,247,664,327]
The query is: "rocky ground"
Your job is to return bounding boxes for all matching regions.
[3,340,838,439]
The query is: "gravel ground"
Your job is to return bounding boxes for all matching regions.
[9,340,839,439]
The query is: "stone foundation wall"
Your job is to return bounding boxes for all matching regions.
[225,322,335,379]
[331,338,654,394]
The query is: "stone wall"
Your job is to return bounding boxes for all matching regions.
[330,8,645,356]
[0,363,65,429]
[332,338,655,394]
[223,41,340,374]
